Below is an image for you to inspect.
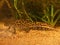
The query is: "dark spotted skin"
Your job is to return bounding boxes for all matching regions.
[5,20,56,33]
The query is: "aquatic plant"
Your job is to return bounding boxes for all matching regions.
[41,4,60,27]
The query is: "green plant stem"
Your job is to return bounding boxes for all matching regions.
[51,5,54,24]
[54,14,60,26]
[54,9,60,17]
[14,0,22,18]
[22,1,33,22]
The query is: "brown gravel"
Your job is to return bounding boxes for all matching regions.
[0,28,60,45]
[0,22,60,45]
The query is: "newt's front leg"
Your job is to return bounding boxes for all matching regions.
[7,25,16,34]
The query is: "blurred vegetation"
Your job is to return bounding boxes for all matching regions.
[0,0,60,27]
[41,4,60,27]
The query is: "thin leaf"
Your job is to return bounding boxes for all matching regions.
[14,0,18,9]
[54,14,60,26]
[51,5,54,23]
